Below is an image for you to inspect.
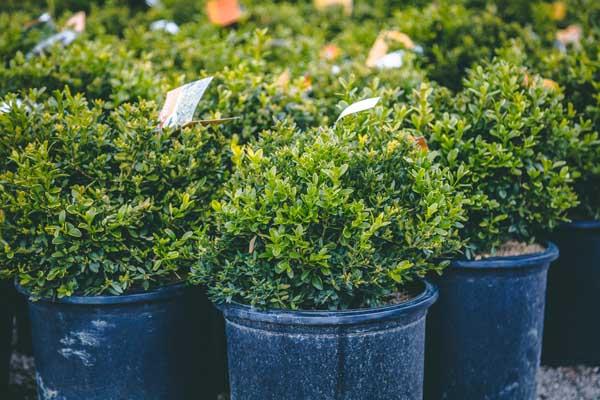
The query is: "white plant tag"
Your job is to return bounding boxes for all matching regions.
[150,20,180,34]
[27,30,78,58]
[159,77,214,129]
[26,11,85,59]
[374,50,404,69]
[336,97,380,123]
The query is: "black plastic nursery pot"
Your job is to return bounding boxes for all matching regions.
[543,221,600,366]
[219,280,438,400]
[1,280,14,395]
[17,283,220,400]
[425,243,559,400]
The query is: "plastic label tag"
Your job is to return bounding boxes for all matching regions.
[24,12,54,31]
[336,97,380,123]
[206,0,243,27]
[314,0,353,15]
[366,31,422,68]
[26,11,86,58]
[159,78,214,128]
[374,50,404,69]
[65,11,86,33]
[555,25,582,52]
[150,20,180,34]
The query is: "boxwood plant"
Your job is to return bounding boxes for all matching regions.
[0,37,177,109]
[0,89,230,299]
[404,59,585,256]
[193,109,467,310]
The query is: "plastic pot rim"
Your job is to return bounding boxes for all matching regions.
[560,219,600,230]
[451,241,559,270]
[216,279,438,326]
[14,281,188,305]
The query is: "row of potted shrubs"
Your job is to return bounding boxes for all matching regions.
[0,0,598,399]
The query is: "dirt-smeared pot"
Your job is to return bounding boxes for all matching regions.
[425,243,559,400]
[219,280,438,400]
[543,221,600,366]
[17,283,219,400]
[1,280,14,395]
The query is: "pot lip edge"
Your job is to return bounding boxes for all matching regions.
[216,279,438,326]
[14,281,188,305]
[451,241,559,270]
[561,219,600,230]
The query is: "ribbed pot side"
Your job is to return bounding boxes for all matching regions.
[19,284,219,400]
[426,243,559,400]
[220,280,438,400]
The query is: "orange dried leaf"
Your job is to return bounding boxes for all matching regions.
[206,0,243,27]
[550,1,567,21]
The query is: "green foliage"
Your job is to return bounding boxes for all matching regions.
[405,60,584,255]
[389,2,521,90]
[0,37,176,108]
[498,24,600,219]
[193,110,467,310]
[0,89,231,298]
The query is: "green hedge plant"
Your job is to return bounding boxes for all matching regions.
[193,109,467,310]
[0,89,230,299]
[0,36,177,108]
[404,59,585,256]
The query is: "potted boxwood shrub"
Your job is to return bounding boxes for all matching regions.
[408,60,584,399]
[501,25,600,365]
[0,89,230,399]
[192,110,467,399]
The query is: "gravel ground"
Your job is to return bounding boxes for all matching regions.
[8,352,600,399]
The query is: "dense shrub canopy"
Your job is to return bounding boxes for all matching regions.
[0,89,230,298]
[405,60,585,255]
[193,111,467,310]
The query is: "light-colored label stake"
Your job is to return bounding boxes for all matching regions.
[335,97,380,124]
[159,78,214,128]
[159,77,239,129]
